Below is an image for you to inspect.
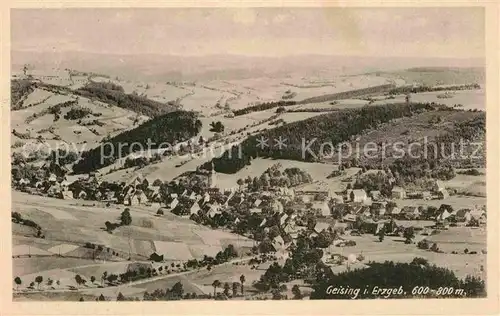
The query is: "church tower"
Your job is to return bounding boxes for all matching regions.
[208,161,216,188]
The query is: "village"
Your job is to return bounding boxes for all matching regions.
[12,156,487,276]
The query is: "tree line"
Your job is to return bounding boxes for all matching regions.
[75,81,178,117]
[205,102,437,174]
[233,101,297,116]
[388,83,481,95]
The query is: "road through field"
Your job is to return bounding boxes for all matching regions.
[15,255,254,296]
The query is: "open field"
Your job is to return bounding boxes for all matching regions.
[10,87,150,154]
[13,257,96,276]
[372,89,485,111]
[12,189,253,265]
[343,228,486,279]
[215,158,338,189]
[394,196,486,210]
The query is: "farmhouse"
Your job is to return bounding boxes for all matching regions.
[388,207,401,217]
[188,191,197,200]
[421,191,432,200]
[132,190,148,205]
[203,192,210,203]
[370,202,386,217]
[437,189,450,200]
[279,213,288,226]
[190,201,201,215]
[330,193,344,204]
[432,180,446,193]
[370,190,382,201]
[250,208,262,214]
[314,222,330,234]
[148,186,161,203]
[227,194,244,207]
[454,209,472,222]
[272,235,286,251]
[168,197,179,209]
[300,195,312,203]
[391,187,406,199]
[350,189,367,203]
[470,210,486,224]
[270,200,284,213]
[207,204,222,218]
[436,209,451,222]
[48,173,57,183]
[312,201,331,217]
[342,214,357,223]
[401,206,420,220]
[253,199,263,207]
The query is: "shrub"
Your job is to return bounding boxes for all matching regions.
[417,239,430,250]
[411,257,429,266]
[156,209,164,215]
[430,243,439,252]
[344,240,357,247]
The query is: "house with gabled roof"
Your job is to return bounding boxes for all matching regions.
[48,173,57,183]
[272,235,285,250]
[470,209,486,225]
[312,201,331,217]
[350,189,368,203]
[190,200,201,215]
[223,190,235,206]
[188,191,197,200]
[250,208,262,214]
[283,222,297,235]
[388,207,401,217]
[314,222,330,234]
[432,180,446,193]
[435,208,451,222]
[391,187,406,199]
[370,202,387,217]
[300,194,312,203]
[271,200,284,213]
[279,213,289,226]
[437,189,450,200]
[454,209,472,222]
[228,194,244,207]
[207,204,222,218]
[342,214,357,223]
[259,218,267,227]
[253,199,263,208]
[370,190,382,201]
[203,192,210,203]
[401,206,420,220]
[330,193,344,204]
[168,197,179,209]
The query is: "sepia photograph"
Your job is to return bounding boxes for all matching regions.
[6,5,495,307]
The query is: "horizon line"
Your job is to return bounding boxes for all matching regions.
[11,49,486,61]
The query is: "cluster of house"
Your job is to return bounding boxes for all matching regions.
[366,180,450,202]
[14,172,74,200]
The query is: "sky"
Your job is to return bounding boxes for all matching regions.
[11,8,485,59]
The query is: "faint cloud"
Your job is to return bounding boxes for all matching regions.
[111,10,134,23]
[232,9,256,26]
[415,17,428,27]
[272,14,290,24]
